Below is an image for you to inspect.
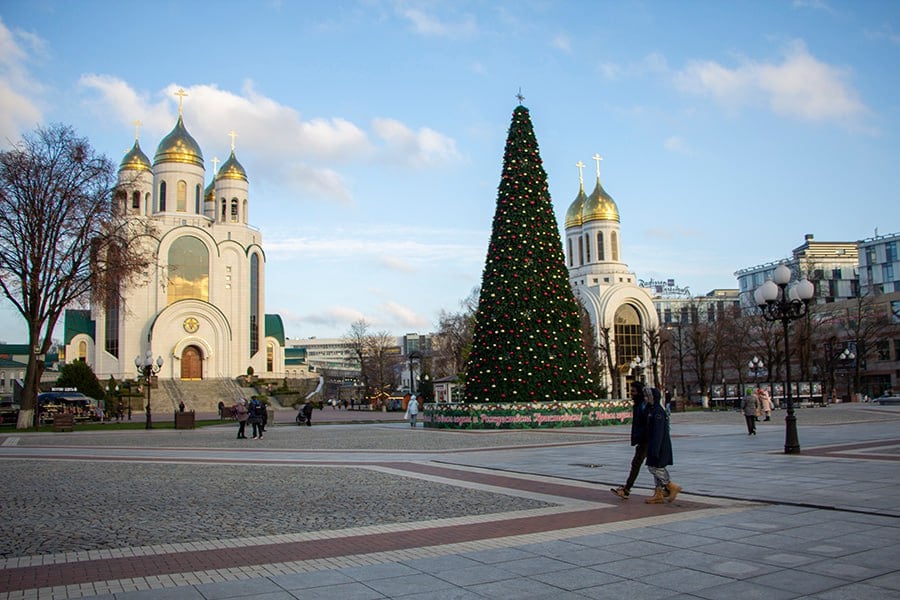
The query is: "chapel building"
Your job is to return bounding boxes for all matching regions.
[563,155,659,397]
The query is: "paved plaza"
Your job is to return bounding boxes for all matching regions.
[0,403,898,599]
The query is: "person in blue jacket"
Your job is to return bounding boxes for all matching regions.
[644,387,681,504]
[610,381,649,499]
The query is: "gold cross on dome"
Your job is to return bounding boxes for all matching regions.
[132,119,142,141]
[228,130,237,151]
[575,160,585,186]
[592,153,603,177]
[211,156,220,173]
[175,88,188,116]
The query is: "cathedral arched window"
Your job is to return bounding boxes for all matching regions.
[220,198,227,222]
[167,236,209,304]
[78,340,87,362]
[250,254,260,356]
[614,304,641,369]
[159,181,167,212]
[114,189,127,216]
[195,184,201,214]
[231,198,239,222]
[132,190,141,210]
[578,237,584,266]
[267,342,274,372]
[243,198,248,223]
[585,234,591,262]
[597,232,605,261]
[611,231,619,262]
[567,239,573,266]
[176,180,187,212]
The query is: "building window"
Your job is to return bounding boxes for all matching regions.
[158,181,166,212]
[886,241,897,262]
[829,279,839,298]
[613,304,642,368]
[177,180,187,212]
[832,268,842,280]
[167,236,209,304]
[132,190,141,210]
[231,198,239,222]
[584,235,591,262]
[578,236,584,265]
[78,340,87,362]
[567,238,573,266]
[195,184,201,214]
[597,232,604,261]
[104,258,119,358]
[884,263,895,284]
[267,342,274,372]
[220,198,227,222]
[611,232,618,261]
[250,253,260,357]
[664,308,672,323]
[876,340,890,361]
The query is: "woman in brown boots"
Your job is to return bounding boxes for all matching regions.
[644,387,681,504]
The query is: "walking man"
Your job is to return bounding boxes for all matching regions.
[644,387,681,504]
[610,381,649,499]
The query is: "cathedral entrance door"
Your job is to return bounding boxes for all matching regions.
[181,346,203,380]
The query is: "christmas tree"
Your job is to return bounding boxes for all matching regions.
[464,104,595,403]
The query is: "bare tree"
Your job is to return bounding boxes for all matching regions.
[0,124,151,429]
[342,318,371,398]
[364,330,401,399]
[434,288,478,378]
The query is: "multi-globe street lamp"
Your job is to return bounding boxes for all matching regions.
[629,356,645,383]
[748,356,766,382]
[753,263,815,454]
[134,351,164,429]
[838,347,856,402]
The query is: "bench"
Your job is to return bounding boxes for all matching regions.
[53,413,75,432]
[174,411,196,429]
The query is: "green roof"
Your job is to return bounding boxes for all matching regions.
[65,309,95,345]
[0,344,30,356]
[265,314,285,346]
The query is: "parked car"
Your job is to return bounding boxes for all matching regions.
[0,401,20,425]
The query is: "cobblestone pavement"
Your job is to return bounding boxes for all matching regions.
[0,403,897,599]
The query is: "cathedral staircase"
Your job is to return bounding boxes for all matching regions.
[155,379,244,415]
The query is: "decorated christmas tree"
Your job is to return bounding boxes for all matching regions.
[464,104,595,403]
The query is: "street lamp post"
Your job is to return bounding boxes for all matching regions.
[408,351,421,395]
[753,264,815,454]
[748,356,765,383]
[838,347,856,402]
[629,356,645,383]
[135,351,164,429]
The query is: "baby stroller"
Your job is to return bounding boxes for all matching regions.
[296,402,313,426]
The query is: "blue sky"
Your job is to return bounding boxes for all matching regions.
[1,0,897,343]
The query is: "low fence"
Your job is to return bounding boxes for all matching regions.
[422,400,631,430]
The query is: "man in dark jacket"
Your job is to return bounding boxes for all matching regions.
[610,381,649,499]
[644,387,681,504]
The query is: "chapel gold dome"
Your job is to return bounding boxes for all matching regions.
[154,116,204,168]
[216,150,248,182]
[119,140,151,173]
[565,186,587,228]
[582,178,619,223]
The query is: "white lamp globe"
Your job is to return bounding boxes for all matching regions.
[773,263,792,285]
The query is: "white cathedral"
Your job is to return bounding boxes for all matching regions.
[564,155,659,396]
[64,102,286,383]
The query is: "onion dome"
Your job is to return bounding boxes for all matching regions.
[153,116,204,168]
[216,150,248,182]
[565,184,587,228]
[119,140,151,173]
[582,176,619,223]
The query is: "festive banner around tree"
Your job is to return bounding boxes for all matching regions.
[423,400,630,429]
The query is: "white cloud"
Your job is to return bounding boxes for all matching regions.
[0,18,44,144]
[394,2,477,37]
[551,34,572,53]
[663,136,691,155]
[371,117,461,166]
[377,300,431,330]
[76,77,460,203]
[675,41,868,125]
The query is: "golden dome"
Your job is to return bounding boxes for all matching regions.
[216,150,248,182]
[153,116,203,168]
[204,180,215,202]
[582,176,619,223]
[119,140,151,173]
[565,185,587,228]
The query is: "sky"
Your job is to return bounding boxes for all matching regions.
[0,0,898,344]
